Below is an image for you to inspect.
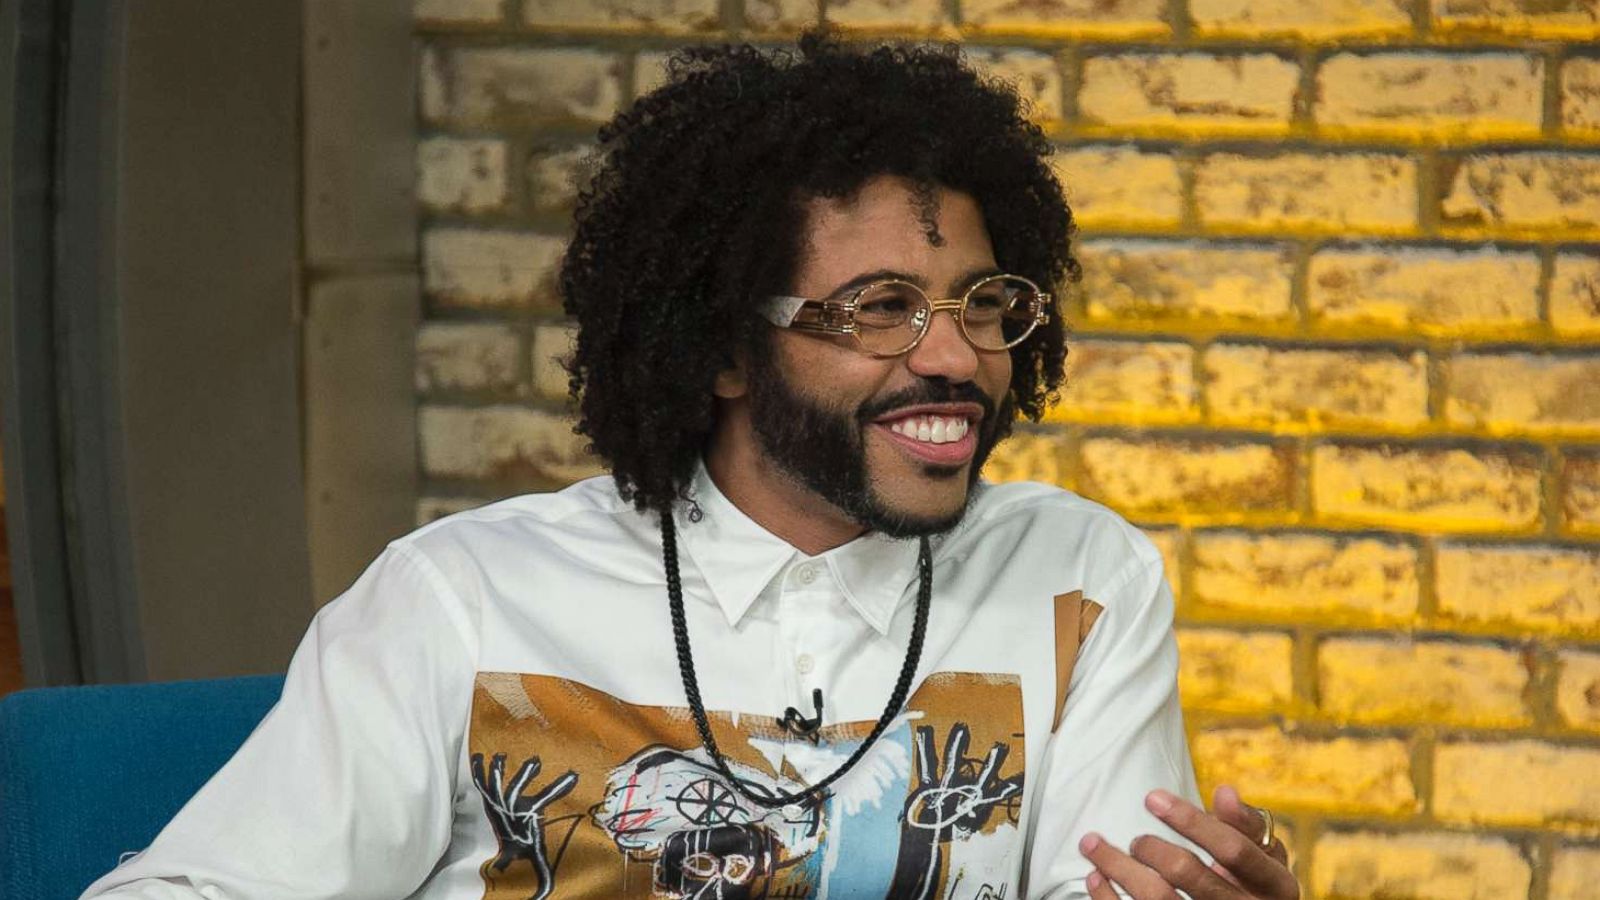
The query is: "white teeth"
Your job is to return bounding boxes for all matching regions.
[888,415,969,444]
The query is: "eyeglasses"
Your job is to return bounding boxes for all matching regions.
[756,274,1052,358]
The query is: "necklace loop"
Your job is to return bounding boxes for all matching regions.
[661,511,932,809]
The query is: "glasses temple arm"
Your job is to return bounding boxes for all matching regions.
[756,296,810,328]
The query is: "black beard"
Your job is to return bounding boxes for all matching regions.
[744,354,1010,538]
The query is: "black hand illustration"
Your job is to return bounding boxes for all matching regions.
[887,724,1025,900]
[471,751,580,900]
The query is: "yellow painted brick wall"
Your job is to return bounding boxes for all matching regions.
[412,1,1600,895]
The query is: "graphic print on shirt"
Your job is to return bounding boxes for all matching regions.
[468,671,1025,900]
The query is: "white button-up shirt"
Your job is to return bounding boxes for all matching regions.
[84,465,1201,900]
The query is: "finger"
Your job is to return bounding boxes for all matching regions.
[1214,785,1291,867]
[1079,832,1181,900]
[1211,862,1244,889]
[912,726,935,785]
[509,757,540,797]
[1130,835,1243,900]
[1146,789,1299,900]
[977,741,1007,783]
[1086,869,1119,900]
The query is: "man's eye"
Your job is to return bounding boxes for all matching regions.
[860,297,910,315]
[967,290,1005,311]
[856,287,923,325]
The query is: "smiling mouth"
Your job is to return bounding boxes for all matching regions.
[872,408,981,466]
[886,413,970,444]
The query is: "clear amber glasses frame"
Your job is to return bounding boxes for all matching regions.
[756,273,1053,358]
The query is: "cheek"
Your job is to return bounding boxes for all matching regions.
[981,352,1013,398]
[777,338,895,406]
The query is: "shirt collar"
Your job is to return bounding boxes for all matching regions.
[674,462,925,636]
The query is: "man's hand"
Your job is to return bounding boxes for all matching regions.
[1077,785,1300,899]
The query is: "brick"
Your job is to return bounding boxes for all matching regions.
[1567,452,1600,533]
[1311,832,1532,900]
[1551,253,1600,337]
[824,0,950,30]
[1195,153,1418,234]
[522,0,720,32]
[1434,740,1600,827]
[633,50,674,99]
[1317,53,1543,139]
[1441,153,1600,236]
[527,144,590,213]
[416,496,487,526]
[1191,531,1420,625]
[1052,146,1183,230]
[1311,443,1542,532]
[965,49,1063,121]
[419,405,602,485]
[745,0,819,32]
[531,321,577,401]
[1563,57,1600,134]
[1447,353,1600,436]
[415,322,521,393]
[1191,727,1416,814]
[980,430,1073,488]
[1078,437,1293,519]
[1051,339,1196,424]
[1432,0,1600,38]
[420,47,623,127]
[415,0,503,25]
[1436,544,1600,636]
[1551,845,1600,900]
[1077,240,1295,323]
[1078,53,1298,134]
[417,137,508,214]
[1318,638,1530,727]
[1203,344,1429,431]
[961,0,1167,37]
[1191,0,1413,38]
[423,229,565,310]
[1557,650,1600,732]
[1307,246,1541,337]
[1176,628,1294,712]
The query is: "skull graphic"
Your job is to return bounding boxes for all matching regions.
[592,746,823,899]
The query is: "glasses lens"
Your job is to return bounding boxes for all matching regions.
[962,276,1042,350]
[854,282,929,355]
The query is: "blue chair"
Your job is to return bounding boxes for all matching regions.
[0,675,285,900]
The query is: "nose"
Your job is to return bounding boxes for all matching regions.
[904,307,979,383]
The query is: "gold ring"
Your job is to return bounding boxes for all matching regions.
[1256,805,1276,849]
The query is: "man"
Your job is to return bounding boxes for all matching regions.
[84,34,1299,900]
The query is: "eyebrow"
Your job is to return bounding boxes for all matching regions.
[821,264,1007,300]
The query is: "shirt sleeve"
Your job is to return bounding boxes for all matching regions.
[1023,556,1205,900]
[79,543,477,900]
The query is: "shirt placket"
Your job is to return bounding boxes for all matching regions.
[776,560,833,743]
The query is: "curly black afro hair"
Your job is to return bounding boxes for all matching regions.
[560,31,1078,515]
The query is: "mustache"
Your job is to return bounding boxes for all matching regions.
[855,379,998,425]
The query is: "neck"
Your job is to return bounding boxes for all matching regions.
[704,405,866,556]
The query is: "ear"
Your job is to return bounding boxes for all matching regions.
[713,360,748,399]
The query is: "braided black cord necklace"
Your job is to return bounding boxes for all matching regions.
[661,511,931,809]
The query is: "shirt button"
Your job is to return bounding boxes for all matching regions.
[796,653,815,675]
[797,564,819,585]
